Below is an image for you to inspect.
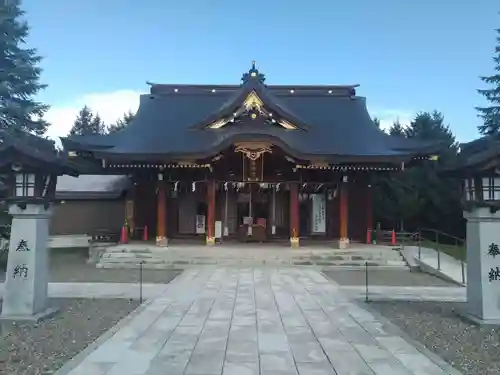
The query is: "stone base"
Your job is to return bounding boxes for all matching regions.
[338,238,350,249]
[0,306,59,325]
[290,237,300,248]
[206,236,216,246]
[155,236,168,247]
[458,310,500,327]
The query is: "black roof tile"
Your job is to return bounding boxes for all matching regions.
[62,64,442,162]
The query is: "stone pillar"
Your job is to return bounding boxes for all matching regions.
[338,177,349,249]
[290,182,300,248]
[461,207,500,325]
[206,180,216,246]
[156,178,168,246]
[1,204,57,322]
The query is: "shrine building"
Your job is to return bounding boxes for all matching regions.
[60,63,441,248]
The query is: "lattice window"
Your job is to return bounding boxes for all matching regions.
[15,173,35,197]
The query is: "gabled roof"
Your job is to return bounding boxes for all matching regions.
[61,63,442,163]
[0,128,79,175]
[56,175,130,199]
[442,135,500,175]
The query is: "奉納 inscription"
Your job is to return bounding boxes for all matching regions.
[488,242,500,258]
[12,264,28,279]
[489,267,500,282]
[15,239,30,252]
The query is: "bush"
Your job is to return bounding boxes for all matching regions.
[0,224,10,271]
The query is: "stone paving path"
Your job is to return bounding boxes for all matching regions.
[0,281,466,302]
[57,267,460,375]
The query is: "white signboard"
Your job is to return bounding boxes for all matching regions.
[196,215,206,234]
[215,221,222,239]
[311,194,326,234]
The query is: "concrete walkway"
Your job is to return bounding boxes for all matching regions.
[341,285,466,302]
[403,246,467,285]
[56,267,460,375]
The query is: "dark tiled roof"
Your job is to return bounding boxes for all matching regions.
[62,64,442,162]
[56,175,129,199]
[445,135,500,172]
[0,128,79,175]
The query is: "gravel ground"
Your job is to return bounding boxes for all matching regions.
[370,301,500,375]
[323,268,455,286]
[0,248,182,283]
[0,298,139,375]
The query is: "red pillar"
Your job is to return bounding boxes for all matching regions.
[290,182,300,248]
[156,177,167,246]
[339,177,349,248]
[206,180,216,245]
[366,184,373,243]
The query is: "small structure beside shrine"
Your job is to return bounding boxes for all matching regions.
[0,128,78,322]
[62,62,441,248]
[443,136,500,325]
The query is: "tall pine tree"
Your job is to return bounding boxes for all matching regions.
[389,119,404,136]
[0,0,49,135]
[477,26,500,136]
[69,105,104,135]
[108,110,134,133]
[90,113,105,135]
[373,111,463,237]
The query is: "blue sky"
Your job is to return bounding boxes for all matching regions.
[23,0,499,142]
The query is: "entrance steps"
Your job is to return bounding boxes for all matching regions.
[95,244,407,269]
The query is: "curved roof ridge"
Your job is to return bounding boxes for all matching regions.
[188,79,313,131]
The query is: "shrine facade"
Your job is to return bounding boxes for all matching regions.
[62,63,441,247]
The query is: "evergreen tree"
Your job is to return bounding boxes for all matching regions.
[389,119,404,136]
[108,110,134,133]
[373,117,381,128]
[68,105,104,135]
[373,111,463,238]
[0,0,49,135]
[477,27,500,135]
[405,111,457,151]
[90,112,105,135]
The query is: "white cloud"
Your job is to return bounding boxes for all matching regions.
[368,108,414,131]
[44,89,145,141]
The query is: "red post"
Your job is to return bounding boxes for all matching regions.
[156,179,167,246]
[289,182,300,247]
[143,225,148,241]
[366,228,372,244]
[391,229,396,245]
[206,180,216,245]
[366,183,373,242]
[339,179,349,248]
[120,225,128,243]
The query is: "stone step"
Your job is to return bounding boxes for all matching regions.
[103,253,157,259]
[99,255,405,265]
[97,257,406,267]
[96,245,407,269]
[96,261,406,270]
[99,257,167,264]
[102,252,401,261]
[96,262,176,270]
